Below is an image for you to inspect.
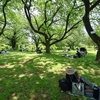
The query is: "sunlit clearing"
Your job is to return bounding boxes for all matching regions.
[8,65,14,68]
[0,64,14,68]
[77,66,85,75]
[47,63,65,74]
[0,78,2,81]
[41,94,46,98]
[12,93,19,100]
[12,96,18,100]
[19,74,25,78]
[90,68,95,75]
[36,81,39,84]
[40,74,44,79]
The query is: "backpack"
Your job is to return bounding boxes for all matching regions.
[59,68,79,92]
[59,78,71,92]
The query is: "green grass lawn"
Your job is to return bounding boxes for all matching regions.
[0,50,100,100]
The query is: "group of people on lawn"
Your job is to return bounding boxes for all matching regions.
[62,47,87,58]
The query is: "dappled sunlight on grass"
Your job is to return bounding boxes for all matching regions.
[19,74,26,78]
[94,69,100,75]
[47,63,62,71]
[0,51,99,100]
[11,93,19,100]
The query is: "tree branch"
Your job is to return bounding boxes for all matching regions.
[48,6,62,27]
[22,0,46,37]
[89,0,100,11]
[0,0,10,35]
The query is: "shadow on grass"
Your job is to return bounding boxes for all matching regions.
[0,52,99,100]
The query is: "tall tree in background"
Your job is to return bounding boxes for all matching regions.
[21,0,82,53]
[2,0,28,50]
[65,27,86,49]
[82,0,100,60]
[27,28,41,51]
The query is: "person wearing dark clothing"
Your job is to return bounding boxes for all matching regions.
[73,51,81,58]
[76,50,81,58]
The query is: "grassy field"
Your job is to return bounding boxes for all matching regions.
[0,49,100,100]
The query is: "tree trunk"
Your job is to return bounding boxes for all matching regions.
[11,38,16,50]
[96,45,100,61]
[35,42,39,52]
[82,0,100,61]
[83,15,100,61]
[45,41,51,53]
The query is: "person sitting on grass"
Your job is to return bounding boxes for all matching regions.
[73,50,81,58]
[62,50,82,59]
[0,48,10,54]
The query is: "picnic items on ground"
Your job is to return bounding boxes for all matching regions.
[72,82,84,96]
[59,67,100,100]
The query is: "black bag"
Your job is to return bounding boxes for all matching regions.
[59,68,79,92]
[64,68,79,90]
[66,71,79,89]
[59,78,71,92]
[93,85,100,100]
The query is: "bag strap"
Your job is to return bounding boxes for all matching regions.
[73,83,83,91]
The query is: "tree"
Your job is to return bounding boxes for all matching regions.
[27,28,41,52]
[4,30,26,50]
[3,7,28,50]
[82,0,100,60]
[65,27,86,49]
[0,0,11,36]
[21,0,82,53]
